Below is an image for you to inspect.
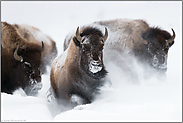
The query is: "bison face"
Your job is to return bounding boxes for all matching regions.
[73,27,108,77]
[80,36,105,74]
[142,28,175,72]
[13,43,44,95]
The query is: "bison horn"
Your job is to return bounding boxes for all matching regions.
[76,26,82,43]
[103,27,108,42]
[168,28,175,44]
[41,41,44,51]
[14,45,23,62]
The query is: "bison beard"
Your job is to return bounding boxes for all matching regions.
[72,68,107,104]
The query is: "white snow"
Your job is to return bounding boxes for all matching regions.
[1,1,182,122]
[89,62,103,73]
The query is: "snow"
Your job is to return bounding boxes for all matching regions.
[89,61,103,73]
[1,1,182,122]
[2,92,52,122]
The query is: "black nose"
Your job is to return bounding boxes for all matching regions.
[31,74,41,83]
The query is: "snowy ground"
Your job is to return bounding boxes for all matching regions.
[1,1,182,122]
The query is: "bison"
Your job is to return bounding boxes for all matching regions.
[50,26,108,105]
[13,24,57,74]
[64,19,175,75]
[1,22,44,95]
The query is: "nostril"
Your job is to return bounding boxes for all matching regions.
[32,74,41,83]
[91,60,99,65]
[94,60,99,64]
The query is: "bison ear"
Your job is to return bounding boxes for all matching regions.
[73,26,82,47]
[73,36,81,47]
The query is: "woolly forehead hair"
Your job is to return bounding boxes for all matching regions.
[80,27,104,45]
[15,44,43,62]
[80,27,103,37]
[144,27,172,40]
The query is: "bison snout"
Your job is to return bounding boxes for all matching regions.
[91,60,101,66]
[89,60,103,74]
[152,55,167,71]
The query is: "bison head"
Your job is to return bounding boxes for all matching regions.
[73,27,108,78]
[13,42,44,95]
[141,28,175,72]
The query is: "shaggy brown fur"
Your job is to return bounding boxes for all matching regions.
[1,22,44,95]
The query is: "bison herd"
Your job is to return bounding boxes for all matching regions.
[1,19,175,108]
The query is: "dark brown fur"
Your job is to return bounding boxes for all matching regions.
[1,22,44,95]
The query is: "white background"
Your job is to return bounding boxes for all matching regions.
[1,1,182,122]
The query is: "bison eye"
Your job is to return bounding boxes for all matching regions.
[23,62,31,69]
[83,47,86,51]
[82,47,86,51]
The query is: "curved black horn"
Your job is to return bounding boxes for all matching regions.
[41,41,44,51]
[76,26,82,42]
[103,27,108,42]
[168,28,176,44]
[14,45,23,62]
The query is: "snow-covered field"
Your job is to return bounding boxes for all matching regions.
[1,1,182,122]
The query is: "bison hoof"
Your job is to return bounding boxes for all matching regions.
[24,82,43,96]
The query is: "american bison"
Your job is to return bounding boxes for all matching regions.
[13,24,57,73]
[1,22,44,95]
[64,19,175,74]
[50,27,108,105]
